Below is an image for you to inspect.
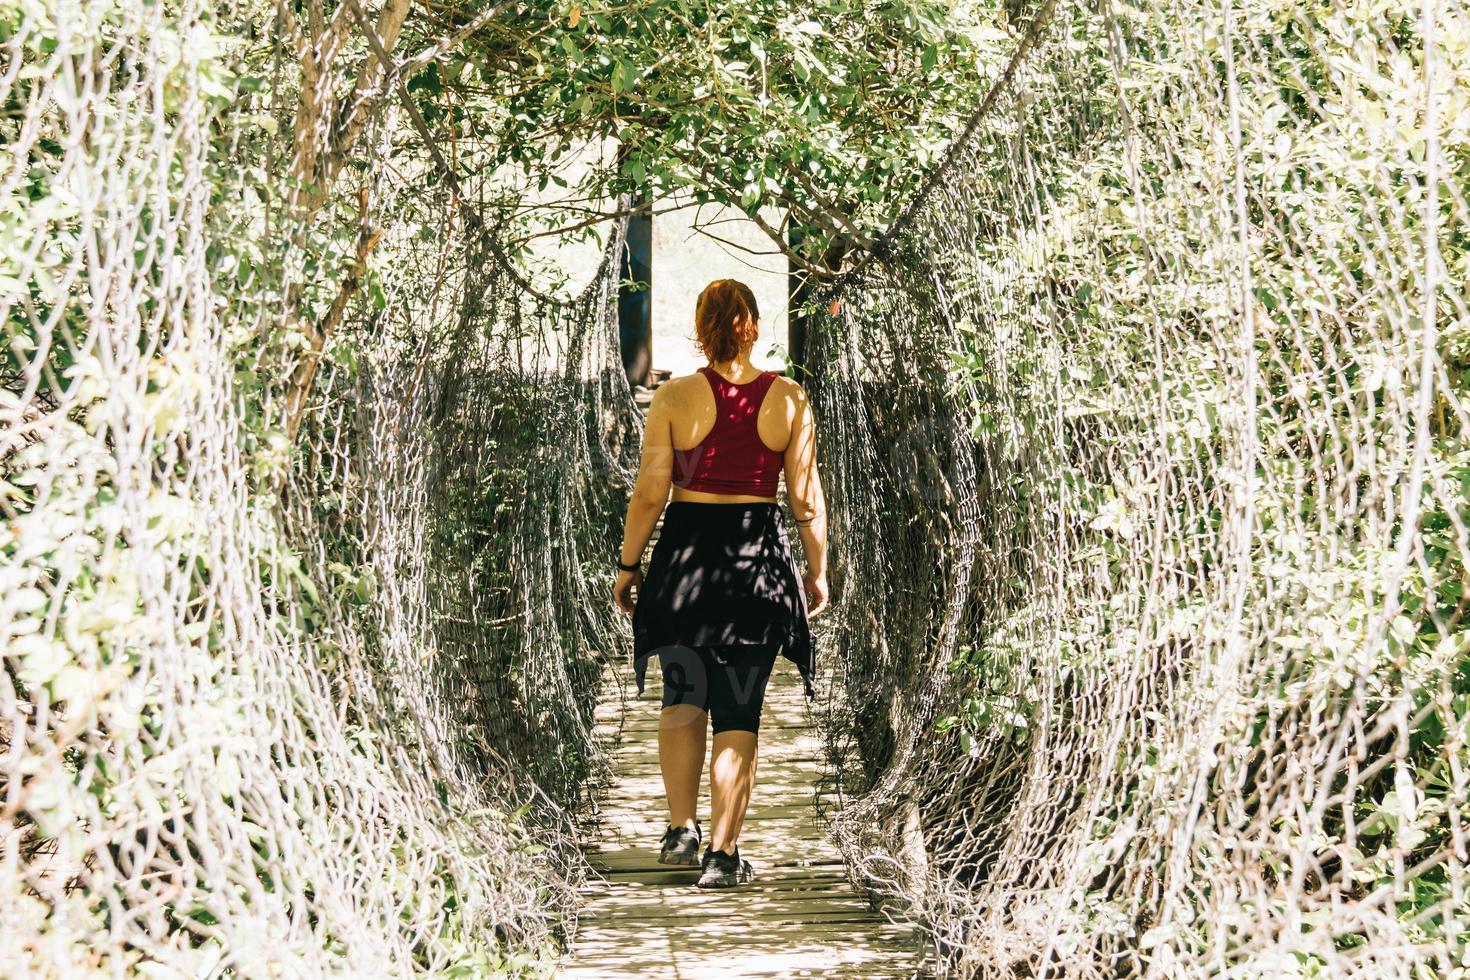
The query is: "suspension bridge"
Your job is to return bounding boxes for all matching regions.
[4,1,1468,978]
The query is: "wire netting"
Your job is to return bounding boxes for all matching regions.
[807,0,1470,975]
[1,1,637,973]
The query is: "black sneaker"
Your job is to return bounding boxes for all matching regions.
[696,845,754,888]
[658,822,701,866]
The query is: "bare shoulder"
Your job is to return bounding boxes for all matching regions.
[770,373,812,410]
[651,373,703,404]
[770,372,806,396]
[647,374,708,421]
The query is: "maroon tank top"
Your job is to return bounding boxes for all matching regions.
[672,366,784,497]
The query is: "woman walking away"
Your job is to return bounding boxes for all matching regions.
[612,278,829,889]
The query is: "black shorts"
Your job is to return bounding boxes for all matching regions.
[657,642,781,734]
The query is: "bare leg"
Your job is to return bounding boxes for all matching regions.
[708,730,758,852]
[658,705,708,830]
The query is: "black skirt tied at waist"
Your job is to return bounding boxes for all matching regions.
[632,501,814,701]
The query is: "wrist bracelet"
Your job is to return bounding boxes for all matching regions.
[616,558,641,572]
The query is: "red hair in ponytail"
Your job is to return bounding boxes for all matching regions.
[694,279,760,363]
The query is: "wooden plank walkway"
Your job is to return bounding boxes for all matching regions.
[561,664,922,978]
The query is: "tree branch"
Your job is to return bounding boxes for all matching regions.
[851,0,1062,281]
[663,146,862,279]
[397,0,526,78]
[328,0,415,185]
[341,0,568,305]
[506,197,661,245]
[781,162,878,252]
[284,186,382,442]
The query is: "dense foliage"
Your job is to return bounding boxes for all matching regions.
[471,0,1012,271]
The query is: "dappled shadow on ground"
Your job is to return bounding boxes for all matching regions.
[562,669,923,979]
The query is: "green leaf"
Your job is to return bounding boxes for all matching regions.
[611,60,633,94]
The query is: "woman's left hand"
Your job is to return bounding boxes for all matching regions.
[613,569,642,615]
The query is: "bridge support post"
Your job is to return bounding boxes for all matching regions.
[788,224,848,383]
[619,187,653,389]
[788,222,809,380]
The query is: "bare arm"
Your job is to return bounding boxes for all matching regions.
[614,387,674,613]
[783,382,829,615]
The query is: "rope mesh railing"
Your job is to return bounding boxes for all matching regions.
[2,1,638,972]
[807,0,1470,975]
